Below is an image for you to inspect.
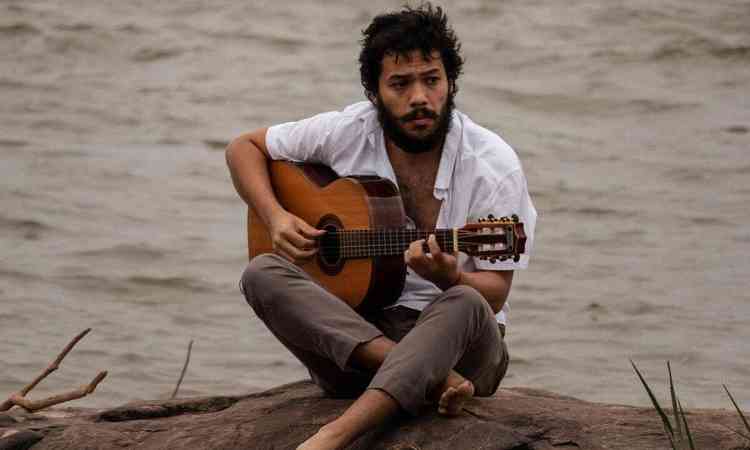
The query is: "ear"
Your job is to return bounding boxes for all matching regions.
[366,90,377,104]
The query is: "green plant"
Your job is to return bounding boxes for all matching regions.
[723,384,750,442]
[631,360,695,450]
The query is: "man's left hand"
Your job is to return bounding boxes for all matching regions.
[404,234,460,291]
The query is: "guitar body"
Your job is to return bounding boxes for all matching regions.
[248,161,407,312]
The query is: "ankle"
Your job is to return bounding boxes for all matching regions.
[316,421,349,448]
[434,371,467,400]
[350,337,395,372]
[445,371,466,389]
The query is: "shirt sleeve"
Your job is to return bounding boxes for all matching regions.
[472,168,537,271]
[264,111,341,166]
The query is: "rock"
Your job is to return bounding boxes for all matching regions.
[0,381,746,449]
[0,415,16,428]
[0,429,44,450]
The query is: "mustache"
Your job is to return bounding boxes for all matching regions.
[400,107,439,123]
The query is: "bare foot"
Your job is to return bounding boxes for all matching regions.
[296,425,346,450]
[438,379,475,416]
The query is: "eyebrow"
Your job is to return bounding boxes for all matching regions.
[387,68,441,81]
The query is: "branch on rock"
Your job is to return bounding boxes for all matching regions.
[8,371,107,413]
[1,328,108,412]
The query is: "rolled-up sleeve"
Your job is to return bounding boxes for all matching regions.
[265,111,341,166]
[472,168,537,271]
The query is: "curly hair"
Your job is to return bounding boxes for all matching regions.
[359,2,464,100]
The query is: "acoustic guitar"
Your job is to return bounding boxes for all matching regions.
[248,161,526,313]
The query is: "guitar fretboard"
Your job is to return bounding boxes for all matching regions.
[323,229,456,259]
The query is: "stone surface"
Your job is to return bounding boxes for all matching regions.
[0,429,44,450]
[0,381,747,450]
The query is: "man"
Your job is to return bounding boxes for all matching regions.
[226,4,536,449]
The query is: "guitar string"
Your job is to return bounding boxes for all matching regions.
[317,231,507,248]
[316,229,510,257]
[320,249,510,258]
[317,230,506,241]
[319,231,455,251]
[323,248,510,257]
[318,230,505,239]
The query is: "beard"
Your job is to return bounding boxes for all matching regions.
[376,93,454,154]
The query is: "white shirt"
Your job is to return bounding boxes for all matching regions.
[266,101,536,325]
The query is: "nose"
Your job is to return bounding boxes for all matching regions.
[409,82,428,108]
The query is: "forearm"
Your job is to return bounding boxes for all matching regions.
[453,270,513,314]
[225,130,284,227]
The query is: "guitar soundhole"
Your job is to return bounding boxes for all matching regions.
[317,215,344,275]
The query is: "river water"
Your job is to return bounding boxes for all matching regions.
[1,0,749,411]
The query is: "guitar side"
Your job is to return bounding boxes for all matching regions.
[247,161,407,311]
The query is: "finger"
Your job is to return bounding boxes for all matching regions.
[428,234,452,267]
[284,230,317,250]
[276,239,317,261]
[427,234,442,256]
[404,247,424,271]
[274,246,294,263]
[290,248,318,264]
[408,239,434,273]
[409,239,426,258]
[297,220,326,238]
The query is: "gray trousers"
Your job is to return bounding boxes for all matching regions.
[240,253,508,415]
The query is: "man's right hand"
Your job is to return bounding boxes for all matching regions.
[268,210,326,265]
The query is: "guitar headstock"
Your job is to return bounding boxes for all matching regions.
[459,214,526,263]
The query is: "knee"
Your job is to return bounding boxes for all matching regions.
[440,285,493,322]
[240,253,291,300]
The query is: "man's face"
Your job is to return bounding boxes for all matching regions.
[376,50,453,154]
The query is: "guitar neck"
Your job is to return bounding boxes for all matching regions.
[331,229,455,259]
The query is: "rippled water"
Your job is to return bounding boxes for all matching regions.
[1,0,749,410]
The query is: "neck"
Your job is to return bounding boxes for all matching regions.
[384,137,443,164]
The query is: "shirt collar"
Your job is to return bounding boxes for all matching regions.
[434,110,461,192]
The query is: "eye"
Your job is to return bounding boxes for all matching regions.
[390,80,408,90]
[425,76,440,86]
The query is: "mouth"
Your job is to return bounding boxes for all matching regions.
[402,110,438,130]
[410,117,434,127]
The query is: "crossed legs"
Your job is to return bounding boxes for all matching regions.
[241,254,507,450]
[297,336,476,450]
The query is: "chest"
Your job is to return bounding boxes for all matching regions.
[391,166,443,231]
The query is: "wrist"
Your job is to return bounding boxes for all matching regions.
[439,271,462,291]
[265,206,288,228]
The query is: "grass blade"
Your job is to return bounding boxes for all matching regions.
[631,360,674,436]
[724,384,750,434]
[668,361,684,440]
[677,397,695,450]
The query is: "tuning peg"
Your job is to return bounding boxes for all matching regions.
[487,214,495,220]
[489,257,498,264]
[512,214,519,223]
[513,254,520,262]
[478,217,485,223]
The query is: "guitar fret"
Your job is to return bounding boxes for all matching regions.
[338,228,459,258]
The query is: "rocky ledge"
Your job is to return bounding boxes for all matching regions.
[0,381,747,450]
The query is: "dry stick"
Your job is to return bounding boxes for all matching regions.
[1,328,94,412]
[8,371,107,412]
[171,340,194,399]
[23,328,92,396]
